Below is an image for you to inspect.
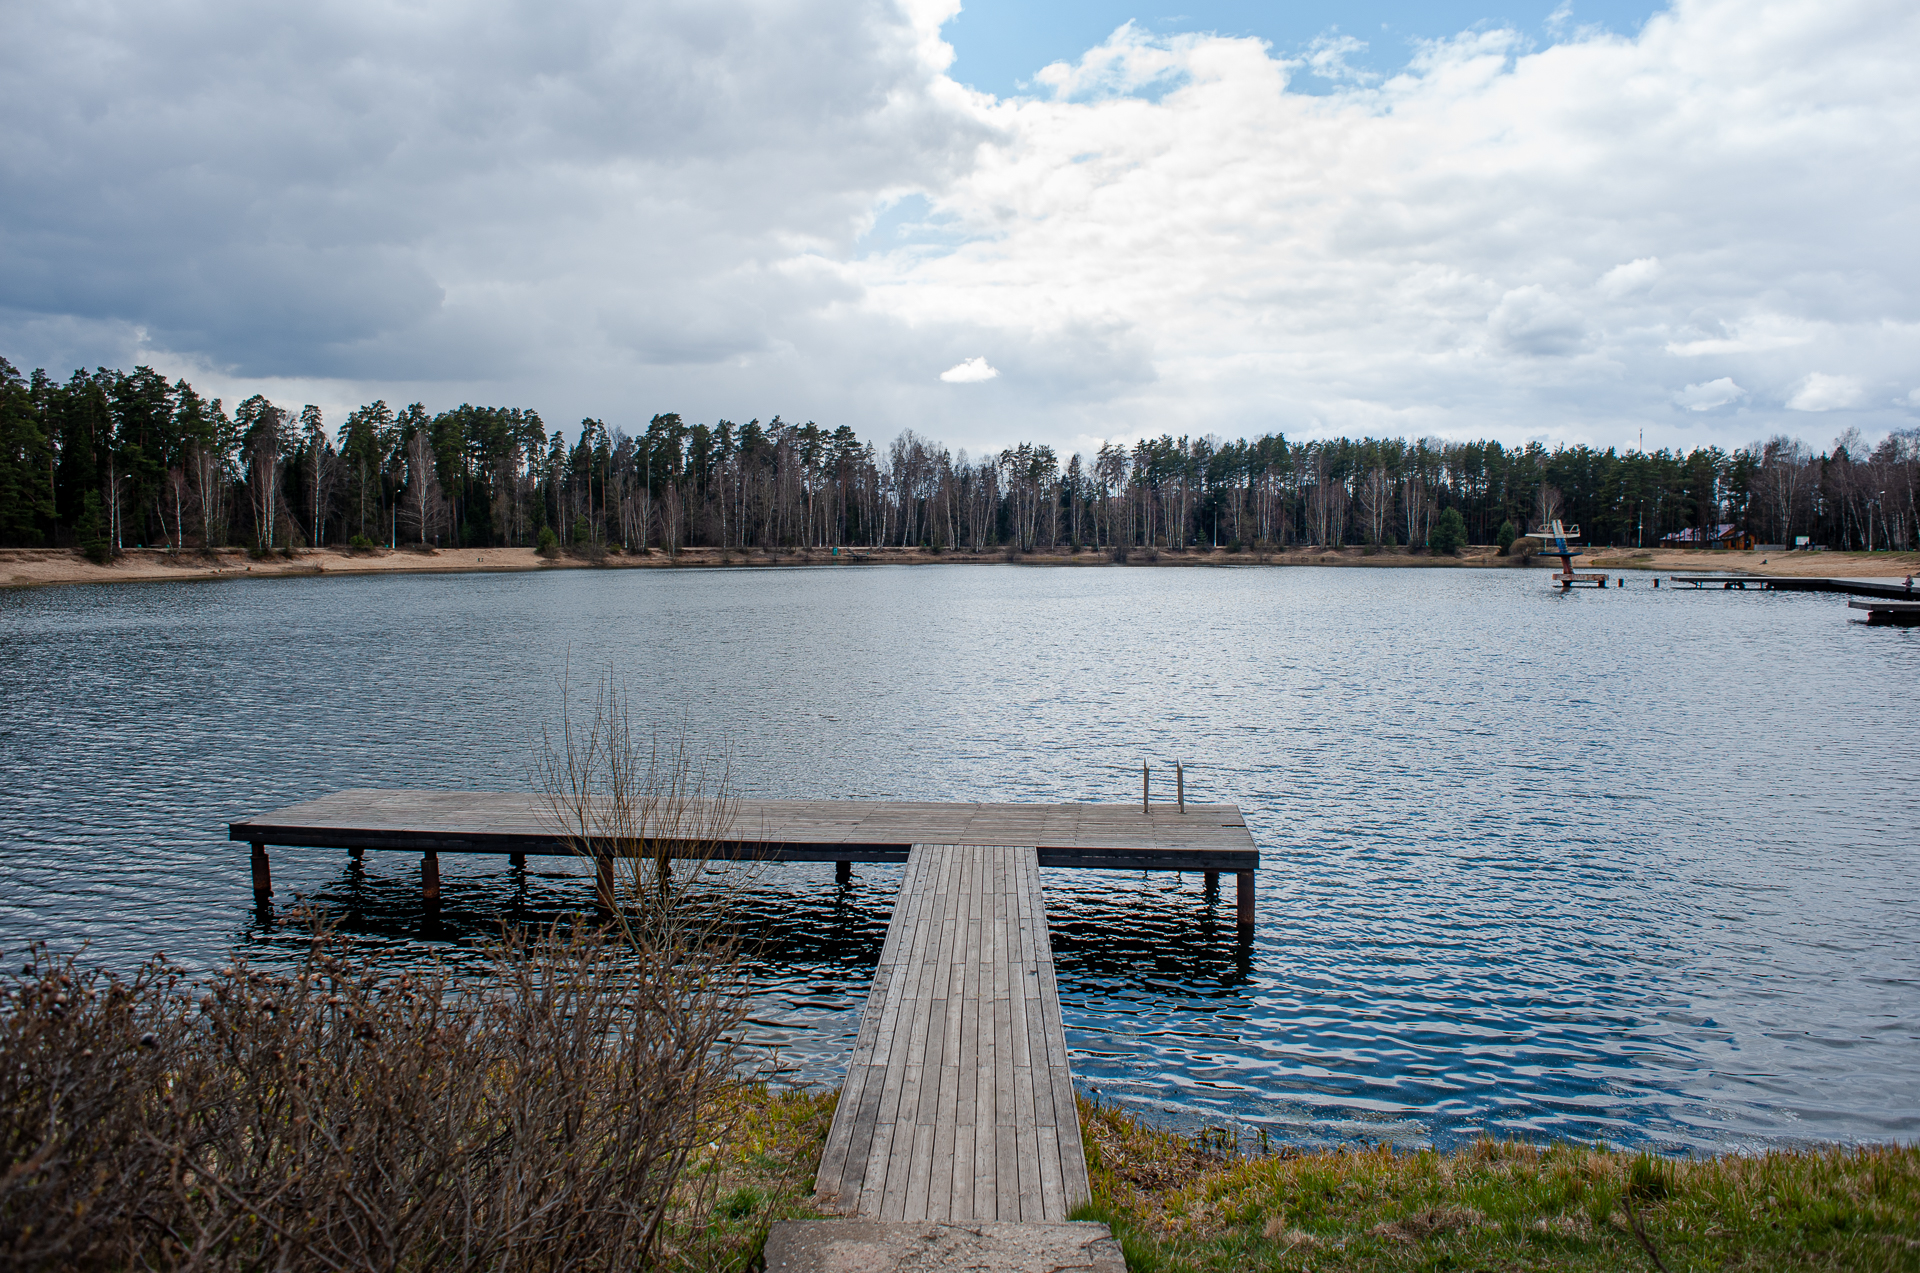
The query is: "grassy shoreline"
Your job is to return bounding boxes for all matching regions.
[712,1088,1920,1272]
[6,542,1917,590]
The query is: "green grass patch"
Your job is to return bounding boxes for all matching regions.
[1076,1099,1920,1272]
[656,1084,838,1272]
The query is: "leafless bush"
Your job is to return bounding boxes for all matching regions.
[0,921,746,1272]
[3,680,757,1271]
[536,667,753,944]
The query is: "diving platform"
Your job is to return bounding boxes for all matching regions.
[1534,519,1610,589]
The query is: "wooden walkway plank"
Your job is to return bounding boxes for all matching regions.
[895,843,960,1222]
[815,842,1089,1224]
[856,845,937,1216]
[952,846,981,1222]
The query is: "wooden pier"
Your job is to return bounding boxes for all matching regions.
[230,789,1263,926]
[229,790,1264,1232]
[1669,574,1917,599]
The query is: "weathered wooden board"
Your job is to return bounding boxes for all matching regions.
[814,843,1090,1223]
[229,790,1259,872]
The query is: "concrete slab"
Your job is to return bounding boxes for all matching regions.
[763,1219,1125,1273]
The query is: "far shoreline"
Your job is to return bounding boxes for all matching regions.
[4,542,1916,590]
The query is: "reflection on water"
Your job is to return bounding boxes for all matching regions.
[2,565,1917,1152]
[239,855,903,1089]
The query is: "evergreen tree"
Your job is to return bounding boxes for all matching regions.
[0,358,53,544]
[1430,507,1468,555]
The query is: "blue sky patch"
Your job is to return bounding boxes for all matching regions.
[942,0,1668,98]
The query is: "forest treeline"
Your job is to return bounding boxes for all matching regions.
[3,356,1916,558]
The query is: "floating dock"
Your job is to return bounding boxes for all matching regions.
[1848,598,1920,625]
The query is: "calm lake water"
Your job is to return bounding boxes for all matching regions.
[2,564,1916,1154]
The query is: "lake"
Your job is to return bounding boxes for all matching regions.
[1,563,1915,1153]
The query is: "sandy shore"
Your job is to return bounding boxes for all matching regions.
[4,542,1916,589]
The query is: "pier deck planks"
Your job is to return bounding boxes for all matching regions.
[813,843,1089,1223]
[229,789,1259,872]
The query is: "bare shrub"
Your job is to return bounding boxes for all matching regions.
[3,678,756,1272]
[1,921,746,1271]
[536,667,756,933]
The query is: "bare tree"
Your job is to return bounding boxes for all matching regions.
[402,427,445,545]
[186,433,227,549]
[239,398,285,551]
[1403,474,1429,548]
[1358,467,1394,545]
[1760,435,1810,543]
[1534,483,1564,533]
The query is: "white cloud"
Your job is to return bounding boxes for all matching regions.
[851,0,1920,448]
[1301,34,1378,84]
[939,356,999,383]
[1663,313,1817,357]
[1674,377,1746,411]
[2,0,1919,455]
[1598,257,1661,297]
[1489,287,1588,356]
[1786,372,1866,411]
[0,0,985,401]
[1031,22,1195,100]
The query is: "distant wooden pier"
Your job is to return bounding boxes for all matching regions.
[228,789,1262,1227]
[1668,574,1916,599]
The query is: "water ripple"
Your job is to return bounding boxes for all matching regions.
[2,566,1916,1152]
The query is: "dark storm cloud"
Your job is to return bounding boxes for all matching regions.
[0,0,982,377]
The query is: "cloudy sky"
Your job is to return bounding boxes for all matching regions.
[3,0,1916,458]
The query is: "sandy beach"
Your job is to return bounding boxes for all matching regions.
[4,542,1916,589]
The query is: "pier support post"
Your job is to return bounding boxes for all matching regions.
[836,859,851,884]
[422,851,440,905]
[509,852,525,868]
[250,842,271,899]
[595,855,615,909]
[1235,871,1255,933]
[1204,869,1218,892]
